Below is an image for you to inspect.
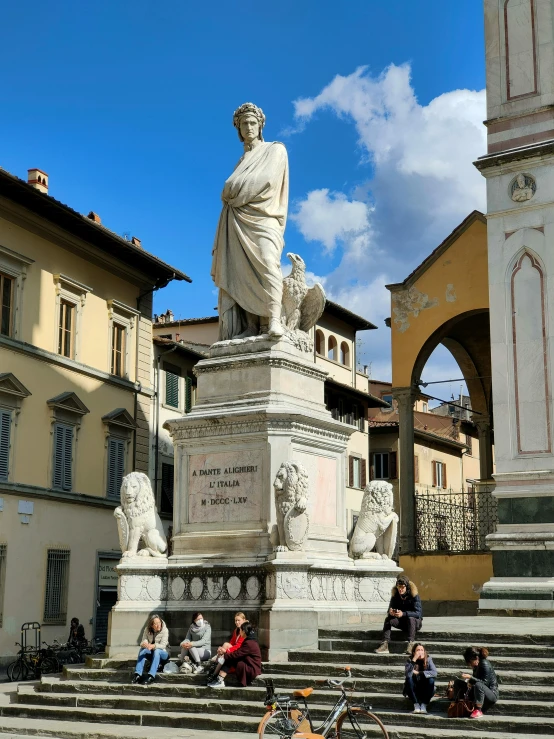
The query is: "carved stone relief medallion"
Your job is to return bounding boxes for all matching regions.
[510,173,536,202]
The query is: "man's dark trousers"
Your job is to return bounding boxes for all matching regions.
[382,615,422,642]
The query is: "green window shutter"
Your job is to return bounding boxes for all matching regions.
[107,438,126,498]
[53,423,73,491]
[185,377,193,413]
[0,410,11,481]
[165,372,179,408]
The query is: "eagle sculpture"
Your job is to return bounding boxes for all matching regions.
[281,253,326,333]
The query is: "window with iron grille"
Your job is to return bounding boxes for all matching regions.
[161,462,174,515]
[0,273,14,338]
[52,423,73,491]
[106,437,126,498]
[0,544,6,626]
[0,410,11,481]
[43,549,70,624]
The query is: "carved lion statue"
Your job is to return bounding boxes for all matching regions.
[271,462,310,551]
[114,472,168,559]
[349,480,398,560]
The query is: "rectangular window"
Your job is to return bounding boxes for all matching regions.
[164,362,181,409]
[185,377,193,413]
[111,323,126,377]
[374,452,390,480]
[0,273,14,337]
[433,461,447,489]
[58,299,75,358]
[52,423,73,491]
[43,549,70,624]
[106,437,126,498]
[160,462,174,515]
[0,544,6,627]
[465,434,473,454]
[352,456,361,488]
[0,409,11,481]
[382,394,393,406]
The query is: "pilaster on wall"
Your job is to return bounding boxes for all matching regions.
[472,415,494,481]
[392,386,416,554]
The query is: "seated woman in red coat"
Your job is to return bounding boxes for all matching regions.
[207,622,261,689]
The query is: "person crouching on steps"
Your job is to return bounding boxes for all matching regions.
[375,575,422,655]
[461,646,499,719]
[403,643,437,714]
[132,614,169,685]
[179,612,212,674]
[207,622,262,689]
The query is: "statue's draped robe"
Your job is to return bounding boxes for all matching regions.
[211,141,289,340]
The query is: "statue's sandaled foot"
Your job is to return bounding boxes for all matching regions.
[236,326,259,339]
[268,318,284,338]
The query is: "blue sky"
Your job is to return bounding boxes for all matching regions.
[1,0,486,391]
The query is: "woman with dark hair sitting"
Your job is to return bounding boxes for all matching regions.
[207,621,262,689]
[132,614,169,685]
[461,646,499,719]
[403,643,437,714]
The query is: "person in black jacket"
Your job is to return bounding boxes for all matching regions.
[461,646,499,718]
[375,575,422,655]
[68,617,87,647]
[403,643,438,714]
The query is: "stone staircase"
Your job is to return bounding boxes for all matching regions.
[1,626,554,738]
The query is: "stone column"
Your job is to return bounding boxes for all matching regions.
[392,386,416,554]
[472,415,493,482]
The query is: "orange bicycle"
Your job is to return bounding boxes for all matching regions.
[257,667,389,739]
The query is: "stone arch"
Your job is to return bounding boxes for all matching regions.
[340,341,350,366]
[411,309,492,418]
[315,329,324,355]
[327,335,337,361]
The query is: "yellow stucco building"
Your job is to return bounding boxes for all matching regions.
[386,210,495,612]
[0,167,189,659]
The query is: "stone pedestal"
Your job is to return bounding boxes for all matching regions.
[107,335,401,657]
[166,336,354,566]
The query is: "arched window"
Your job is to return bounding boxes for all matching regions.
[328,335,337,361]
[340,342,350,366]
[315,329,324,355]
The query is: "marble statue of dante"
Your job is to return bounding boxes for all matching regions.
[211,102,289,341]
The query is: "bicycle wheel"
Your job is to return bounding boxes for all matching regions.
[336,707,389,739]
[7,659,28,682]
[41,657,61,674]
[258,707,311,738]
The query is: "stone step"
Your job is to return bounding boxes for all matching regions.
[17,687,554,719]
[319,638,550,657]
[40,675,554,702]
[3,701,554,737]
[63,662,554,687]
[288,649,554,671]
[0,715,543,739]
[319,629,554,646]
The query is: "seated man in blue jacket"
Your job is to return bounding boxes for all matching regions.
[375,574,422,655]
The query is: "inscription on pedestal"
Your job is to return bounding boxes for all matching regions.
[188,450,262,523]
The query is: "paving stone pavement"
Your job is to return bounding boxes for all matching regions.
[0,617,553,738]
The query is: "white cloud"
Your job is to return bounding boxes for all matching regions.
[290,64,487,380]
[290,189,372,254]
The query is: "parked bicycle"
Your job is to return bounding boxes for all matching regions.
[6,642,60,681]
[257,667,389,739]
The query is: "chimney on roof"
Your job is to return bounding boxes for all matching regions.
[28,169,48,194]
[131,236,142,249]
[87,211,101,224]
